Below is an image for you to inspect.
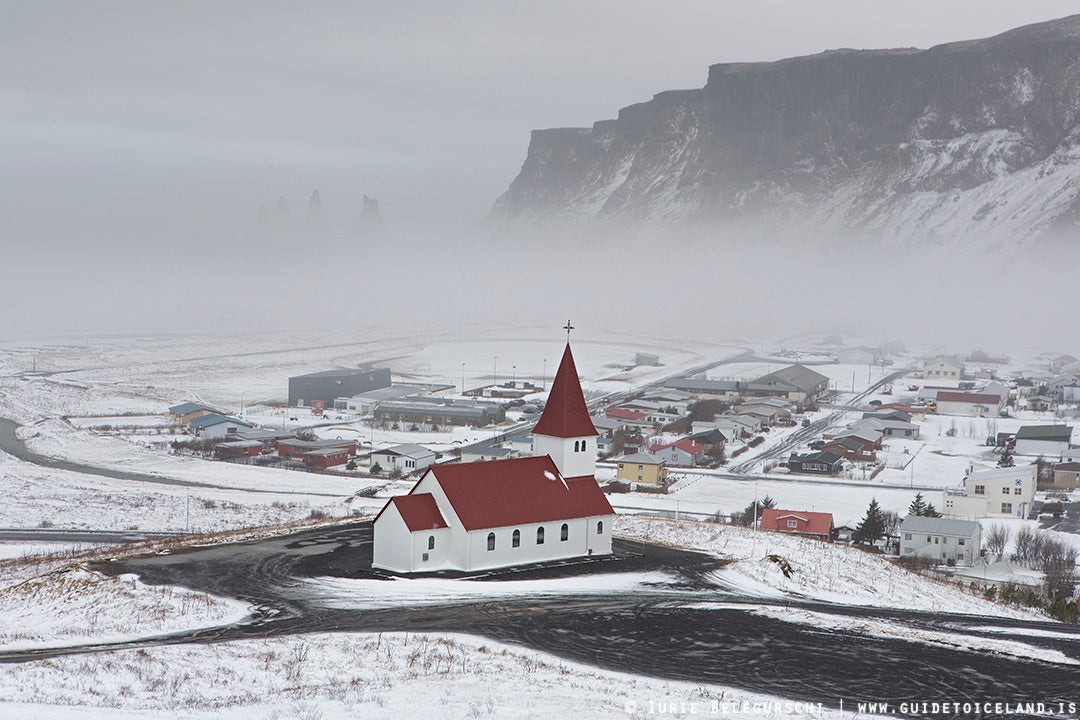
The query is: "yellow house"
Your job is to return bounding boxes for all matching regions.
[616,453,668,485]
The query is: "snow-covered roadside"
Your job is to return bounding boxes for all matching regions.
[615,515,1047,619]
[0,565,250,652]
[295,570,677,610]
[743,606,1077,666]
[0,631,896,720]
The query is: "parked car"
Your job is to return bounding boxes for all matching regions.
[801,418,812,427]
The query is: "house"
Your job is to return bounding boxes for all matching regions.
[942,465,1037,519]
[276,438,358,459]
[649,438,707,467]
[875,403,927,421]
[289,367,391,408]
[933,391,1005,418]
[923,358,964,379]
[822,436,876,463]
[833,429,884,451]
[786,451,843,475]
[952,561,1044,592]
[168,402,226,426]
[188,413,253,439]
[751,364,830,403]
[459,446,519,463]
[507,434,535,456]
[1048,374,1080,399]
[849,417,920,439]
[738,404,789,426]
[370,443,437,473]
[214,439,264,458]
[688,428,729,447]
[1050,462,1080,490]
[334,385,430,414]
[591,416,621,438]
[371,342,614,574]
[615,453,668,486]
[899,516,981,566]
[1049,354,1079,373]
[663,377,742,402]
[1023,395,1054,412]
[303,447,352,469]
[758,508,834,541]
[1013,424,1073,456]
[606,407,649,422]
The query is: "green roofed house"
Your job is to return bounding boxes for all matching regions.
[1013,424,1073,457]
[188,413,253,439]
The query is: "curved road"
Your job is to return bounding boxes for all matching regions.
[1,523,1077,719]
[0,418,342,498]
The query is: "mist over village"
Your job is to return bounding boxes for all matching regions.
[2,3,1080,719]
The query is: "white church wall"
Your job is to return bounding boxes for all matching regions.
[372,503,413,573]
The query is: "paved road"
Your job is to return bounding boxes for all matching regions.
[0,418,343,498]
[1,523,1077,719]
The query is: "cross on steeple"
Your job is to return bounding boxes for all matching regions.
[563,320,574,341]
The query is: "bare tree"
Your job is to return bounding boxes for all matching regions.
[984,524,1010,560]
[1013,525,1044,567]
[1040,538,1079,601]
[881,510,901,538]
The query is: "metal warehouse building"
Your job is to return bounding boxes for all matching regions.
[288,367,391,407]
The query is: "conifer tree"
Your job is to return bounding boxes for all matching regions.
[855,497,886,545]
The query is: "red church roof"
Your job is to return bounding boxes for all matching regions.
[426,455,613,531]
[377,493,448,531]
[533,344,598,439]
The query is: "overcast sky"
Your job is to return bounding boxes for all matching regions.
[2,2,1078,340]
[3,2,1077,226]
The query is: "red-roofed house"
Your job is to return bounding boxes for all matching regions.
[758,508,835,542]
[649,438,707,467]
[372,343,614,573]
[933,391,1005,418]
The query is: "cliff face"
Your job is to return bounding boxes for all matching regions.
[487,16,1080,249]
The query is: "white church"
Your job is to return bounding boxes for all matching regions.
[372,342,615,574]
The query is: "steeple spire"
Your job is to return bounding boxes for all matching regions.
[533,343,597,439]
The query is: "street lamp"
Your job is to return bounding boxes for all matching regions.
[543,359,547,390]
[493,355,498,388]
[512,365,517,388]
[461,362,466,395]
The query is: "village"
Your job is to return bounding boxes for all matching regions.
[113,336,1080,618]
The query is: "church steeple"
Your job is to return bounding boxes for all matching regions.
[533,342,598,478]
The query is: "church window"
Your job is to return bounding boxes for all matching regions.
[487,533,495,551]
[596,521,603,534]
[574,440,580,452]
[536,526,545,545]
[580,440,587,452]
[512,529,520,548]
[428,536,435,550]
[560,523,569,541]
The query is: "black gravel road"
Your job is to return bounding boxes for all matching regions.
[2,522,1078,719]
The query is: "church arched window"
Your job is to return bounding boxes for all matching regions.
[536,526,545,545]
[487,532,495,551]
[560,523,569,541]
[428,535,435,550]
[596,520,604,535]
[574,440,580,452]
[512,529,521,548]
[580,440,587,453]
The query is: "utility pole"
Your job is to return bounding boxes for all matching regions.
[461,362,466,395]
[185,495,191,533]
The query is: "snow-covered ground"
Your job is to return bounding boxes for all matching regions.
[614,515,1046,618]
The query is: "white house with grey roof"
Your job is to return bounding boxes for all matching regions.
[370,443,437,473]
[943,464,1037,519]
[899,516,981,566]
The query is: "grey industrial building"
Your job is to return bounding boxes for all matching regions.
[288,367,391,407]
[374,398,506,427]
